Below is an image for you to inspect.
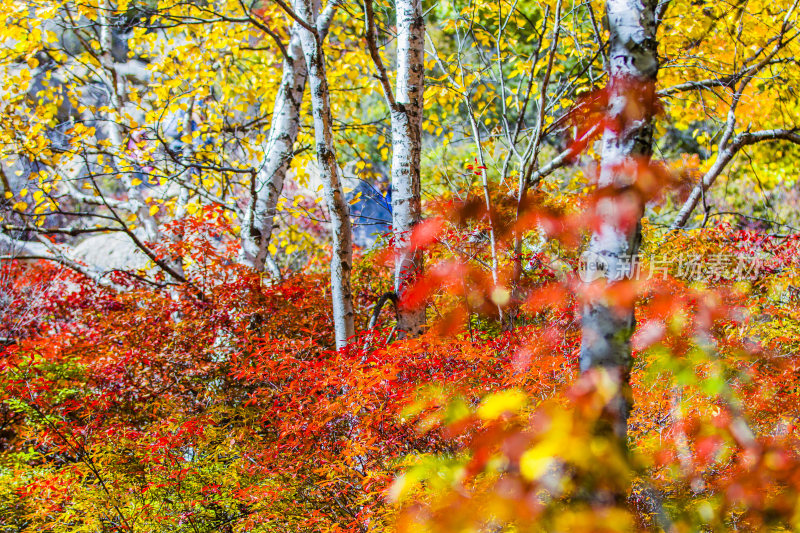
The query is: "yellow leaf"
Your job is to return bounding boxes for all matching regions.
[520,447,556,481]
[477,389,527,420]
[149,205,159,216]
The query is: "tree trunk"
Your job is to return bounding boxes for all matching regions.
[579,0,660,440]
[99,0,157,241]
[242,24,307,273]
[296,0,355,348]
[391,0,426,336]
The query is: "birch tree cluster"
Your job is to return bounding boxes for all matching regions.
[2,0,799,331]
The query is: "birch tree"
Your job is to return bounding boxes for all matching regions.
[242,23,308,274]
[242,5,339,274]
[294,0,355,348]
[579,0,660,440]
[391,0,426,336]
[363,0,426,335]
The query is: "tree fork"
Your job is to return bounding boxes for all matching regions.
[243,3,339,273]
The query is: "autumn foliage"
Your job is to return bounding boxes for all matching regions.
[0,173,799,532]
[3,0,800,531]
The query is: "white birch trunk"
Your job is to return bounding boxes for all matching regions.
[99,0,158,241]
[242,24,307,273]
[296,0,355,348]
[391,0,426,336]
[579,0,660,439]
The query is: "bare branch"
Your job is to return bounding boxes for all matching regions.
[671,128,800,229]
[273,0,317,34]
[363,0,397,109]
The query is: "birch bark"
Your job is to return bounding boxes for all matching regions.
[579,0,660,440]
[243,9,339,274]
[98,0,157,241]
[296,0,355,348]
[242,24,307,272]
[390,0,426,336]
